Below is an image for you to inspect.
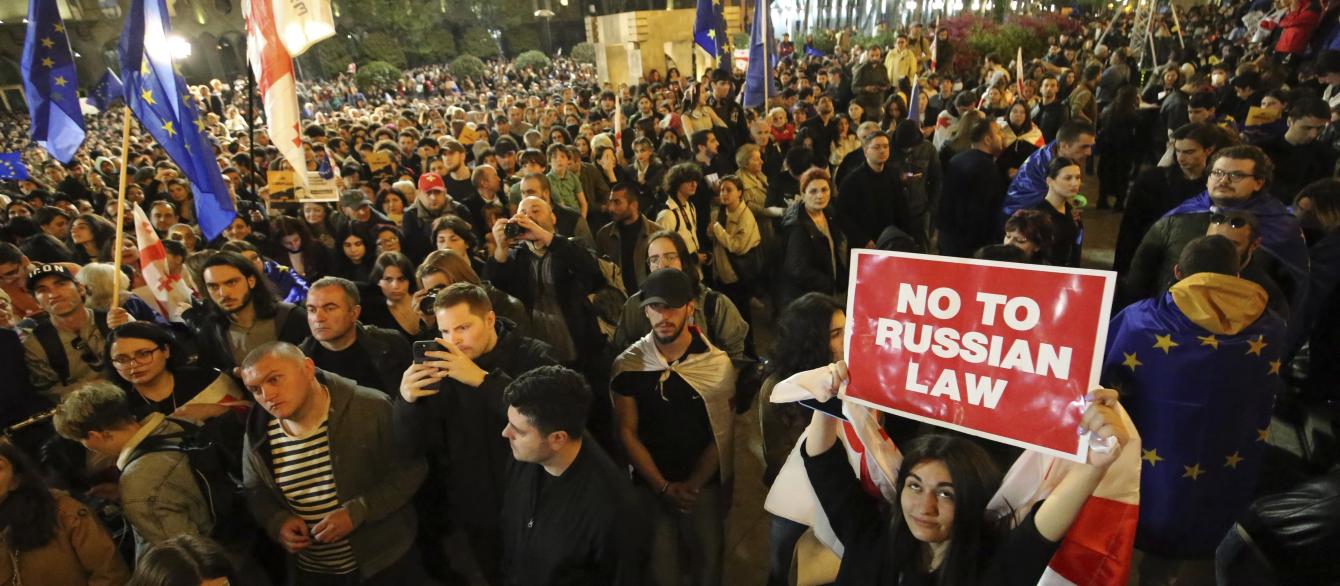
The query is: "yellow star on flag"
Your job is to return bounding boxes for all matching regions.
[41,37,55,49]
[1224,452,1244,469]
[1153,334,1179,354]
[1246,335,1268,356]
[1197,334,1219,349]
[1141,448,1164,466]
[162,121,177,137]
[142,88,155,105]
[1268,360,1281,375]
[141,61,151,75]
[707,29,716,40]
[53,76,67,87]
[54,23,64,32]
[1256,427,1270,442]
[41,57,54,68]
[1182,463,1204,480]
[1122,352,1142,372]
[194,117,207,133]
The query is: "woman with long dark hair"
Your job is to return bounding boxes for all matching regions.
[361,251,424,340]
[103,321,245,420]
[271,215,331,283]
[332,229,375,283]
[68,214,117,265]
[0,440,131,585]
[801,365,1131,585]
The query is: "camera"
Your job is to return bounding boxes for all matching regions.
[419,284,445,314]
[504,221,526,239]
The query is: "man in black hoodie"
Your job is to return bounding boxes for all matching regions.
[395,282,557,584]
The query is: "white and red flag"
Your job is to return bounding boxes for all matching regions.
[131,203,193,321]
[244,0,317,192]
[271,0,335,57]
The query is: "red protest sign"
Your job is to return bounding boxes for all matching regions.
[843,250,1116,462]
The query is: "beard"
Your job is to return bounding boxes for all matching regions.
[652,318,687,346]
[224,288,254,314]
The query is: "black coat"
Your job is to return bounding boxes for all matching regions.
[393,320,558,561]
[1112,166,1205,278]
[837,161,915,248]
[184,300,310,371]
[779,203,848,308]
[486,235,606,361]
[938,149,1006,257]
[300,322,412,397]
[501,438,648,586]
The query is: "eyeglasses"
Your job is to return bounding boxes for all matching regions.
[377,237,399,247]
[70,335,103,368]
[1209,169,1257,183]
[1209,212,1249,229]
[110,346,162,367]
[648,252,680,266]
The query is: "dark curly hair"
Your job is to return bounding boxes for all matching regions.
[663,162,705,201]
[766,293,844,379]
[0,439,58,551]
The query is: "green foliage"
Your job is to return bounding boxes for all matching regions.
[732,32,750,50]
[407,32,458,65]
[571,42,597,64]
[355,61,403,92]
[450,54,487,80]
[809,28,837,55]
[515,50,552,71]
[503,26,543,56]
[362,32,408,69]
[313,42,354,76]
[460,28,500,59]
[855,30,900,51]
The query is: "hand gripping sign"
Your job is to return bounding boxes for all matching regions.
[843,250,1116,462]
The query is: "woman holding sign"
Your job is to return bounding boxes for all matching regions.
[1032,157,1085,267]
[802,363,1130,585]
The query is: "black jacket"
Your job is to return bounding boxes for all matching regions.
[486,236,606,361]
[184,300,309,371]
[837,161,915,248]
[501,437,649,586]
[780,203,848,308]
[393,320,557,560]
[1112,166,1205,278]
[938,149,1006,257]
[299,322,412,397]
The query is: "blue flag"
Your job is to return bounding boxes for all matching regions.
[804,45,827,58]
[20,0,86,164]
[88,69,126,112]
[742,0,778,109]
[0,153,31,181]
[120,0,236,240]
[693,0,728,60]
[906,77,922,123]
[1100,273,1286,558]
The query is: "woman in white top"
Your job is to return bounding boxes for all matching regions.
[680,81,727,139]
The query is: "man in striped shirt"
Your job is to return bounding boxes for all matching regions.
[240,342,432,585]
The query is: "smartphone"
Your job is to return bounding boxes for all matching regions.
[412,340,443,364]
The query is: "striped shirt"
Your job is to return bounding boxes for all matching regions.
[268,418,358,575]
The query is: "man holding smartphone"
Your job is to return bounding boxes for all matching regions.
[394,282,557,583]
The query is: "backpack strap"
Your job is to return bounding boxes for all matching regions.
[29,316,70,385]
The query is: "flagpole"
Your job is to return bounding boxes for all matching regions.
[110,106,134,311]
[761,0,769,110]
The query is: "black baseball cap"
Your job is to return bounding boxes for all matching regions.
[27,264,75,292]
[639,269,694,309]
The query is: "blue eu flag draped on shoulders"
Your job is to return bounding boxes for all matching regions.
[120,0,236,240]
[0,153,31,181]
[21,0,86,164]
[694,0,728,61]
[1101,272,1286,559]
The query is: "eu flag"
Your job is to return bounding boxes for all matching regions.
[88,69,125,112]
[1100,272,1286,559]
[693,0,728,60]
[20,0,86,164]
[120,0,237,240]
[742,0,777,109]
[0,153,31,180]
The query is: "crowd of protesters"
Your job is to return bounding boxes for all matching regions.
[2,0,1340,584]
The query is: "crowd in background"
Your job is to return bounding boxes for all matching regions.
[2,0,1340,584]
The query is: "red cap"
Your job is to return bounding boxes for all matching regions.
[417,172,447,193]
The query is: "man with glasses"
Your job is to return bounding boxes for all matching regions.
[1204,209,1290,318]
[1125,145,1308,315]
[19,264,132,398]
[838,130,918,248]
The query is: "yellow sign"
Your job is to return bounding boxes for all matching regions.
[367,151,393,172]
[266,170,297,202]
[1244,106,1280,127]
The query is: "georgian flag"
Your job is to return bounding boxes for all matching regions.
[930,17,939,72]
[131,203,192,321]
[244,0,308,192]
